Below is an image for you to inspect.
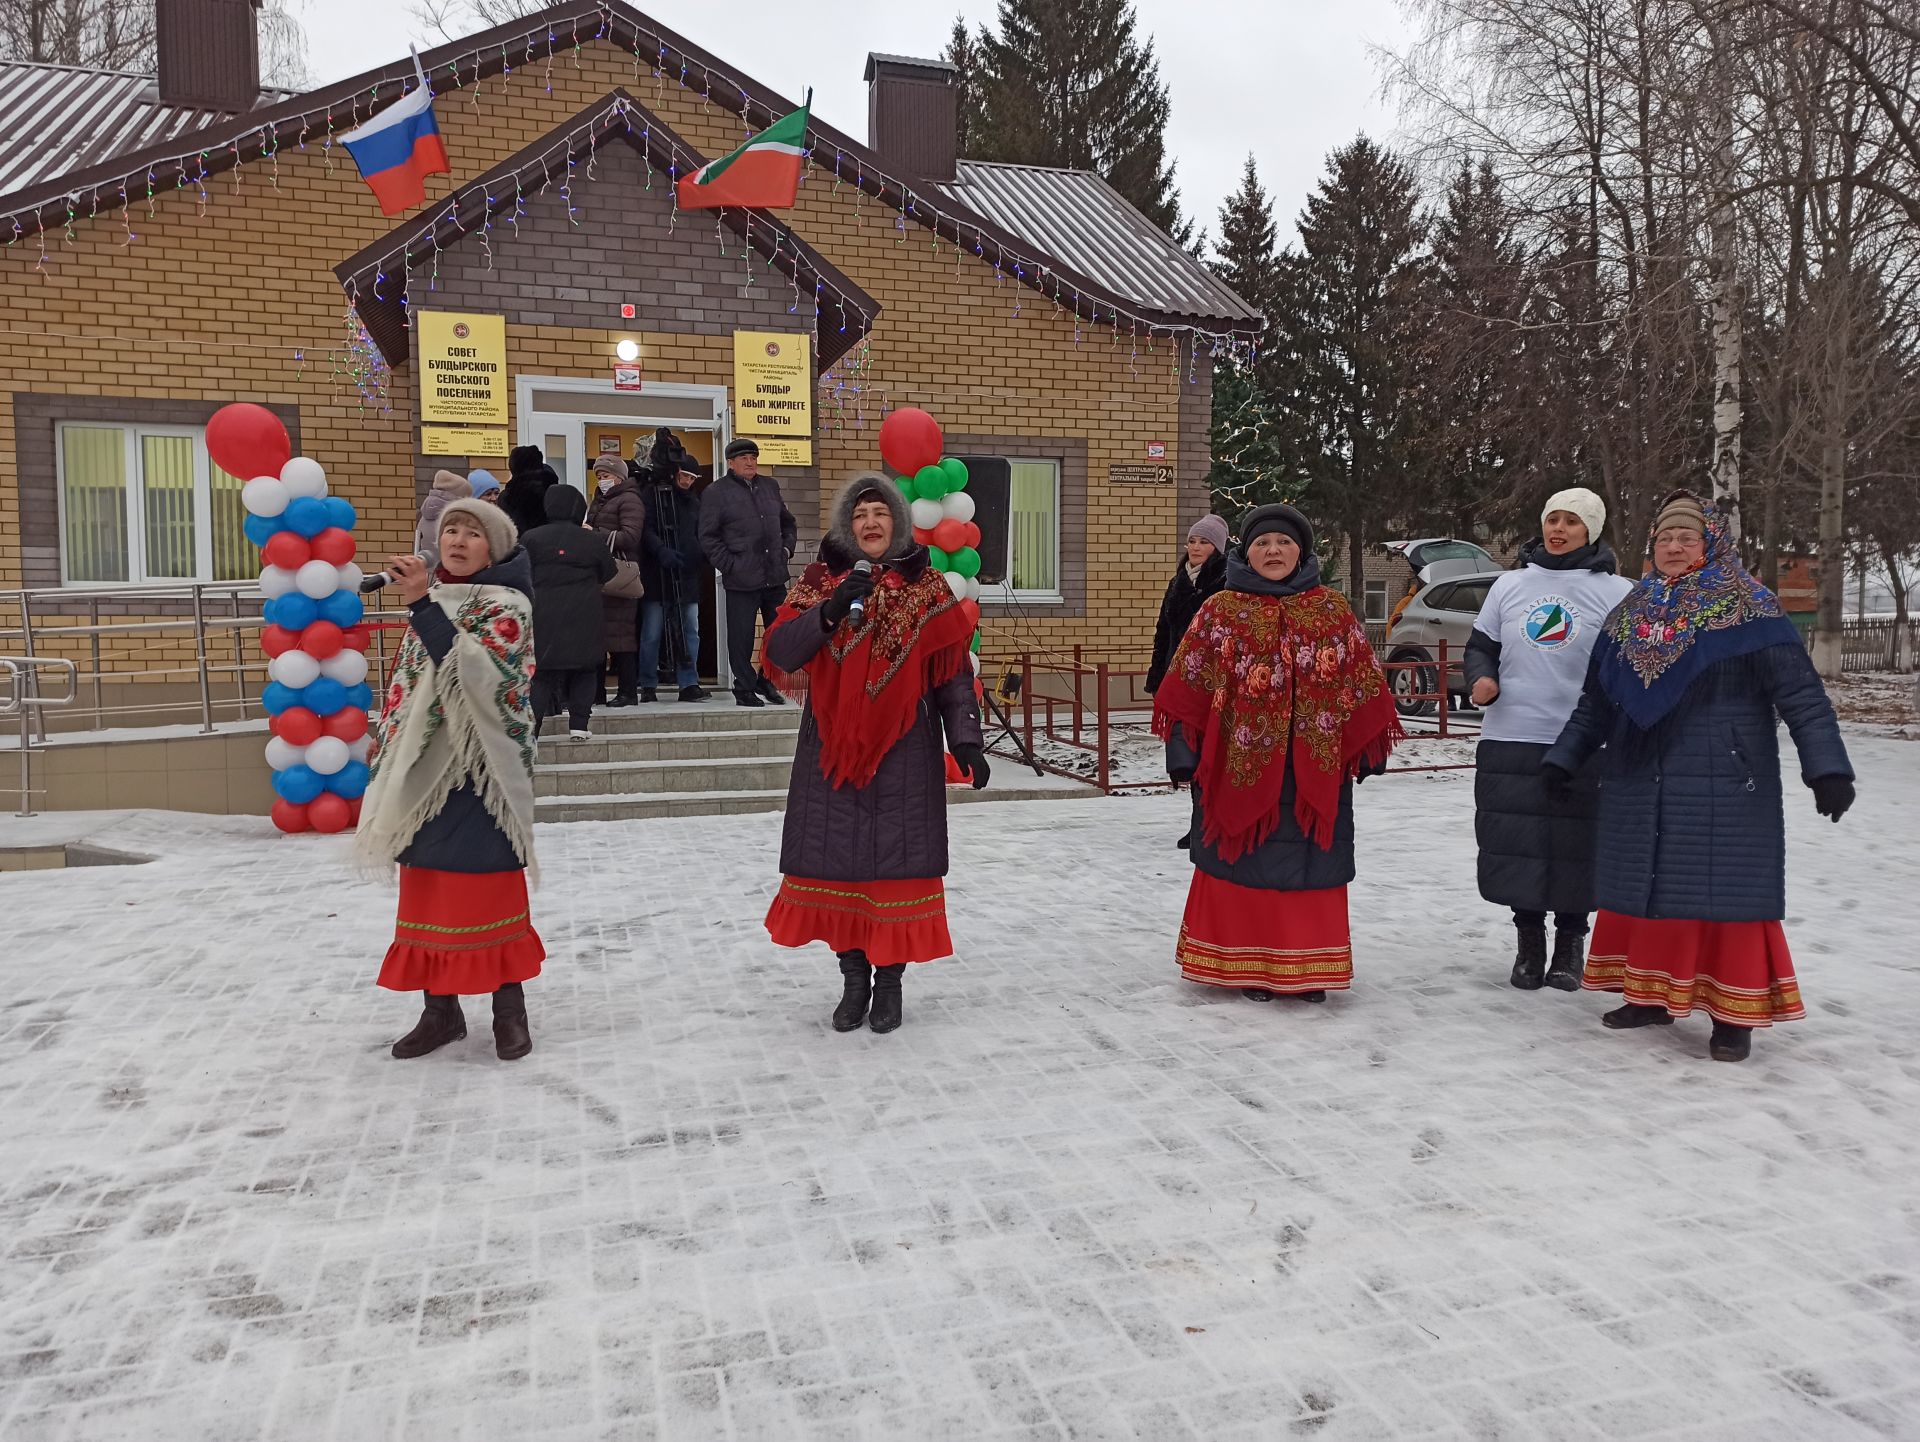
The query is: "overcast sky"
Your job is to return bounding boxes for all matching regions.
[302,0,1416,250]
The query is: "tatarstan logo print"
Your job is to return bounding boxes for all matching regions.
[1525,598,1577,648]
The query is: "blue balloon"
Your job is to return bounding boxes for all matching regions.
[268,593,319,631]
[261,681,299,716]
[272,764,325,805]
[344,682,374,713]
[323,496,357,531]
[328,760,371,799]
[318,591,364,628]
[284,496,331,538]
[243,513,284,547]
[301,677,348,716]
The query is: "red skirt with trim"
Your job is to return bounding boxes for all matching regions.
[764,876,952,966]
[1583,909,1804,1026]
[1176,871,1353,994]
[377,867,546,995]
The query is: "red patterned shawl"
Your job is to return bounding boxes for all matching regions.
[1152,587,1401,861]
[764,557,975,789]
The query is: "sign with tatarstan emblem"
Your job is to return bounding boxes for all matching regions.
[732,331,812,437]
[418,311,508,426]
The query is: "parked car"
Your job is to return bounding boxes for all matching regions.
[1383,567,1505,717]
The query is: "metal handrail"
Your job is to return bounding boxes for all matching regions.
[2,656,79,818]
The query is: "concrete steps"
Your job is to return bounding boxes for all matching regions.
[535,777,1087,824]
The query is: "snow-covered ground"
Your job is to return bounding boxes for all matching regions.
[1,735,1917,1441]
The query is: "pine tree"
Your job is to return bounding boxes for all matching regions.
[971,0,1187,235]
[1213,156,1278,318]
[1280,136,1428,607]
[942,15,985,159]
[1203,157,1296,515]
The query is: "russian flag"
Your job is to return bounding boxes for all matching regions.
[339,78,450,216]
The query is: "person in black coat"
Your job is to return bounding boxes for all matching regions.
[699,437,799,708]
[1146,513,1231,694]
[1543,490,1855,1062]
[523,484,616,738]
[499,445,558,538]
[637,429,709,702]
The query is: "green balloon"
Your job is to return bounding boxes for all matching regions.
[940,457,969,491]
[914,464,948,501]
[894,472,916,494]
[953,546,982,579]
[970,628,981,653]
[927,545,951,572]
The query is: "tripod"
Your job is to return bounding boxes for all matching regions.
[647,476,695,683]
[982,680,1045,776]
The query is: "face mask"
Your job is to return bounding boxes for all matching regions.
[597,475,617,494]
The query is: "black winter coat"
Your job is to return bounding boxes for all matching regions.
[1146,553,1226,692]
[498,465,557,539]
[1474,739,1603,914]
[640,479,705,599]
[1168,727,1358,892]
[587,480,646,653]
[523,486,616,671]
[1544,643,1853,922]
[699,472,798,592]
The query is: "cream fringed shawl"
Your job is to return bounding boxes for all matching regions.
[351,582,539,883]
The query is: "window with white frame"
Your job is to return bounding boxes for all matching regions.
[956,455,1061,601]
[1364,580,1390,623]
[57,423,255,585]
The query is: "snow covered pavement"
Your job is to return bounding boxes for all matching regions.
[2,737,1917,1441]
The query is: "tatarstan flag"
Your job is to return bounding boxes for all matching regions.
[677,93,810,210]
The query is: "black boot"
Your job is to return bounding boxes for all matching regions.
[1296,990,1328,1003]
[755,673,786,706]
[391,993,465,1059]
[1242,988,1273,1001]
[678,685,708,702]
[1709,1021,1752,1062]
[832,952,872,1032]
[492,983,532,1061]
[869,964,905,1033]
[733,687,765,708]
[639,688,658,704]
[1602,1003,1674,1029]
[1544,926,1587,991]
[1510,921,1548,990]
[1176,830,1191,850]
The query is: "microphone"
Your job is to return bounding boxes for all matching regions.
[360,555,426,593]
[848,559,874,624]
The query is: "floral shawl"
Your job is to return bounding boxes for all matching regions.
[352,581,538,880]
[1152,583,1401,861]
[766,553,975,789]
[1594,492,1801,729]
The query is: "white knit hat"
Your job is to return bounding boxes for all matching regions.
[438,497,517,567]
[1542,487,1605,543]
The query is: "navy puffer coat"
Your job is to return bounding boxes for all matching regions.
[1543,643,1852,922]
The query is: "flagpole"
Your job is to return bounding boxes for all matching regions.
[409,46,429,91]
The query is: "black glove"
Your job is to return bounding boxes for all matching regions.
[657,545,685,574]
[951,743,991,790]
[1541,763,1575,801]
[1168,765,1195,786]
[819,568,876,627]
[1811,774,1854,823]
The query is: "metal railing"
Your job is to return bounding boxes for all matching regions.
[0,582,404,739]
[2,656,78,817]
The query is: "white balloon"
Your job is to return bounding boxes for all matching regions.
[264,737,306,771]
[304,736,350,776]
[909,498,943,532]
[270,649,322,689]
[941,490,976,524]
[334,563,364,594]
[965,575,983,602]
[319,649,368,686]
[969,651,981,676]
[279,456,328,498]
[241,475,289,518]
[258,565,297,598]
[945,570,967,601]
[295,559,340,599]
[348,736,373,764]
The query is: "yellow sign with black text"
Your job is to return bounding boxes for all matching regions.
[749,438,813,467]
[421,426,509,458]
[732,331,812,438]
[418,311,509,426]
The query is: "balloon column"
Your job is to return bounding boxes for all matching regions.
[207,403,375,836]
[878,407,985,658]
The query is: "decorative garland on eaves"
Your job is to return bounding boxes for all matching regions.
[2,1,1259,382]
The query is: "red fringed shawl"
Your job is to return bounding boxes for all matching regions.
[1152,587,1402,861]
[764,558,975,789]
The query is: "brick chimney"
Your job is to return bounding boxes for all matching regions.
[156,0,264,113]
[864,54,958,183]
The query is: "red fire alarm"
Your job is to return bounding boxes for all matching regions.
[620,303,636,319]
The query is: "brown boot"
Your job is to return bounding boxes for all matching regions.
[392,993,465,1059]
[492,983,532,1061]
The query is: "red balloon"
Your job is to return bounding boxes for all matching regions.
[960,599,982,633]
[347,797,364,825]
[932,518,967,552]
[261,532,310,570]
[271,799,311,834]
[301,620,345,659]
[912,526,937,546]
[307,793,352,834]
[322,708,368,742]
[273,706,323,746]
[309,527,357,566]
[958,521,982,550]
[340,625,371,652]
[260,625,299,658]
[206,403,291,482]
[878,407,943,477]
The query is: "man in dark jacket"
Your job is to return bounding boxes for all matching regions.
[638,435,709,703]
[699,437,798,707]
[522,484,615,738]
[499,445,558,538]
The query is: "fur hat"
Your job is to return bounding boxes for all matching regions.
[1542,487,1606,543]
[430,469,472,498]
[466,468,501,499]
[1187,514,1230,556]
[825,471,913,567]
[438,497,518,566]
[508,444,544,477]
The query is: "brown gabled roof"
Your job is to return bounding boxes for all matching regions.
[0,1,1261,338]
[335,88,880,371]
